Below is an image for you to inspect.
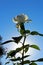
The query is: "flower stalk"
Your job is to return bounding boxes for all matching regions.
[22,36,26,65]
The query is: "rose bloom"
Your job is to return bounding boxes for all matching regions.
[12,14,32,28]
[12,14,32,23]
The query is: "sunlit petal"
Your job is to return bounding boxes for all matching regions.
[12,14,31,23]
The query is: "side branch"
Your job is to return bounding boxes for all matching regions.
[0,40,14,45]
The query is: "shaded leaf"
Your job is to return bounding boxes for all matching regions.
[30,31,43,36]
[11,57,21,61]
[12,36,22,43]
[0,62,2,65]
[37,58,43,62]
[0,45,5,57]
[30,62,37,65]
[20,60,30,64]
[1,36,22,45]
[25,30,30,34]
[20,29,30,36]
[1,40,14,45]
[22,55,30,58]
[5,62,10,65]
[0,35,2,43]
[7,50,17,57]
[25,46,29,53]
[30,45,40,50]
[31,58,43,62]
[31,31,39,35]
[10,55,30,61]
[17,63,20,65]
[7,44,29,57]
[20,29,25,35]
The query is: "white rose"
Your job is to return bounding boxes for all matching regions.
[12,14,32,23]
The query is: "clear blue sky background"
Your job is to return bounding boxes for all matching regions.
[0,0,43,65]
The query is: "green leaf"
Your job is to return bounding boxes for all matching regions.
[31,31,39,35]
[20,29,30,36]
[30,45,40,50]
[20,29,25,35]
[20,60,30,64]
[24,46,29,53]
[25,30,30,34]
[7,44,29,57]
[7,47,22,57]
[31,58,43,62]
[30,62,37,65]
[11,57,21,61]
[12,36,22,43]
[36,58,43,62]
[30,31,43,36]
[22,55,30,58]
[7,50,16,57]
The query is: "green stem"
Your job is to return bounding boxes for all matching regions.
[22,36,26,65]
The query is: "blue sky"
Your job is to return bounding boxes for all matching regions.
[0,0,43,65]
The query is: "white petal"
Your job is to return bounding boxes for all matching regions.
[24,15,28,20]
[12,18,18,23]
